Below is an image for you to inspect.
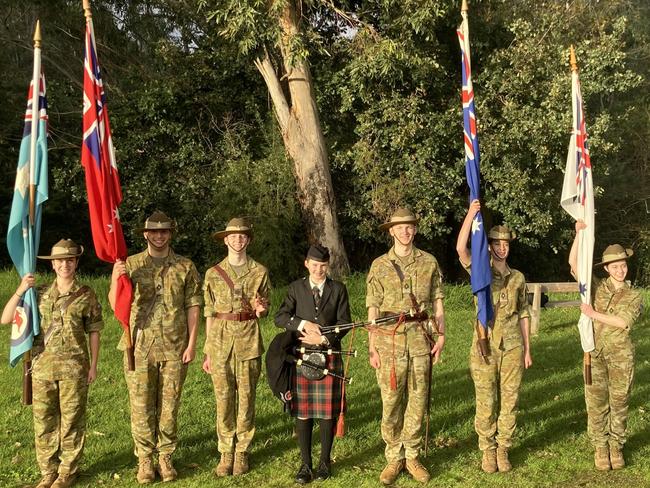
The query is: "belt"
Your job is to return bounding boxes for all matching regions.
[214,311,257,322]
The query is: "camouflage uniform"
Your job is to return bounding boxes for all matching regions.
[119,249,202,459]
[463,260,529,451]
[32,280,103,477]
[366,246,444,462]
[203,257,270,454]
[586,277,642,450]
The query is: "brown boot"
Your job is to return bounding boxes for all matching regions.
[36,474,58,488]
[233,452,250,476]
[379,459,404,485]
[51,473,78,488]
[137,457,156,484]
[594,446,611,471]
[610,446,625,470]
[214,453,234,477]
[405,458,430,483]
[158,454,177,482]
[496,447,512,472]
[481,449,497,473]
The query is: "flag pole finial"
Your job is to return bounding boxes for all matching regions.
[462,0,469,13]
[33,20,42,48]
[569,45,578,72]
[83,0,92,19]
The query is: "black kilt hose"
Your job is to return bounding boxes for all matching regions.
[274,276,352,420]
[292,352,345,419]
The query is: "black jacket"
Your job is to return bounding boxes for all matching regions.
[274,276,352,348]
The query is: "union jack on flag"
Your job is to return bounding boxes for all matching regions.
[458,11,494,332]
[81,15,132,331]
[561,55,595,353]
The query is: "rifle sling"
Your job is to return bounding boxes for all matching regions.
[213,263,254,313]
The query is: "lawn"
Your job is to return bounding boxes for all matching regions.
[0,270,648,488]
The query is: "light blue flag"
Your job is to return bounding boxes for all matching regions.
[7,72,48,367]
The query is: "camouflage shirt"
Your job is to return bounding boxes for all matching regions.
[33,279,103,381]
[118,249,202,361]
[366,246,444,357]
[203,256,270,362]
[592,276,642,353]
[462,259,530,351]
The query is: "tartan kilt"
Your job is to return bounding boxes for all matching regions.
[290,352,346,419]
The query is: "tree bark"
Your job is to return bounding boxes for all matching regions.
[254,1,350,277]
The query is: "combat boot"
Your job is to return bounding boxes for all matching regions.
[496,447,512,472]
[379,459,404,485]
[158,453,177,482]
[481,449,497,473]
[232,452,250,475]
[51,473,78,488]
[610,446,625,470]
[214,453,234,477]
[594,446,611,471]
[405,458,430,483]
[137,457,156,484]
[36,473,58,488]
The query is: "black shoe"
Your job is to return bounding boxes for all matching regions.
[315,461,331,480]
[295,464,313,484]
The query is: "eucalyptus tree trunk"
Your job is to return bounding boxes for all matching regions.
[254,1,349,277]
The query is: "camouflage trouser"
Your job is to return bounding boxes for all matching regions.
[585,345,634,449]
[32,377,88,476]
[124,355,188,458]
[375,351,430,462]
[470,342,524,451]
[209,351,261,454]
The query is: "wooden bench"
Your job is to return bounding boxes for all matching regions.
[527,282,581,335]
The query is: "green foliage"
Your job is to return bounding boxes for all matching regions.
[1,1,649,284]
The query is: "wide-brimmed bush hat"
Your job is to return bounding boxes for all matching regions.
[38,239,84,260]
[378,208,419,231]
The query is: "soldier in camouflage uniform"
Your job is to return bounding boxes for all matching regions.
[202,217,270,477]
[2,239,103,488]
[570,221,642,471]
[366,208,446,485]
[109,211,202,484]
[457,200,532,474]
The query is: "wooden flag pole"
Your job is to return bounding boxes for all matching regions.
[28,20,42,226]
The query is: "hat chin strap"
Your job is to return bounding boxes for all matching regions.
[145,234,170,252]
[226,240,249,255]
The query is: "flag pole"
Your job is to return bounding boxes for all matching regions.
[28,20,42,226]
[21,20,42,406]
[569,45,592,385]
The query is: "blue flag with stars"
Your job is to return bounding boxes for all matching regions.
[6,71,49,367]
[458,12,494,331]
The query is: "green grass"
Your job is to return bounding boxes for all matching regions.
[0,270,649,488]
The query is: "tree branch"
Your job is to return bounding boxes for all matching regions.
[254,50,290,132]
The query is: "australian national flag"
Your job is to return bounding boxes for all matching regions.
[7,72,49,366]
[458,13,494,331]
[561,61,595,353]
[81,16,132,331]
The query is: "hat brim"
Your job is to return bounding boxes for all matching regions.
[595,249,633,267]
[38,246,84,260]
[212,229,252,240]
[378,218,419,232]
